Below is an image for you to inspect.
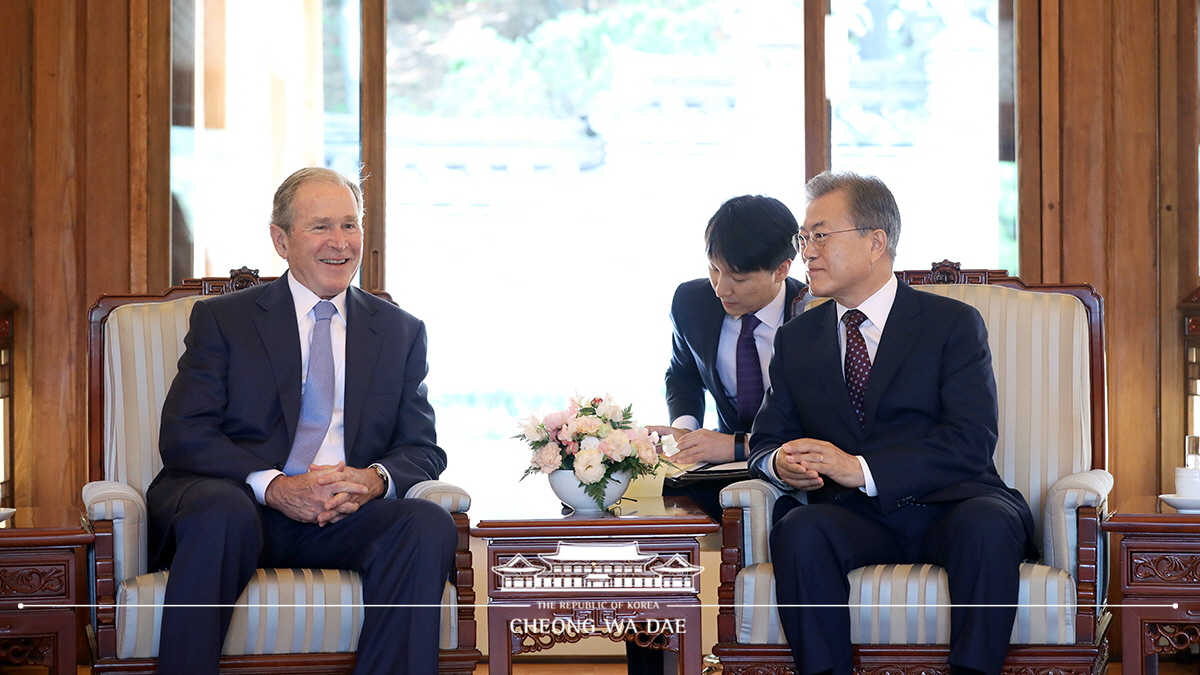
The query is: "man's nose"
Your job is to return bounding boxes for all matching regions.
[328,228,348,250]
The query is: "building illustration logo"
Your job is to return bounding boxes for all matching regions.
[491,541,703,592]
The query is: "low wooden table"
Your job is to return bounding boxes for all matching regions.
[471,493,718,675]
[1103,495,1200,675]
[0,506,93,673]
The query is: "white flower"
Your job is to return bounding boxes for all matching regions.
[580,436,602,452]
[574,448,607,484]
[660,435,679,457]
[596,395,625,421]
[519,413,546,441]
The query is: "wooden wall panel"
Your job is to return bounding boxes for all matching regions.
[0,0,35,509]
[29,0,86,508]
[1056,1,1110,291]
[0,0,163,508]
[1108,0,1163,508]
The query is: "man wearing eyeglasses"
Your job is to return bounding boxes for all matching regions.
[749,171,1035,675]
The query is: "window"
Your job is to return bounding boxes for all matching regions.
[167,0,1022,501]
[170,0,361,282]
[823,0,1017,273]
[382,1,808,494]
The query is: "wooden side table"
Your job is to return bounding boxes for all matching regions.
[472,494,718,675]
[1103,496,1200,675]
[0,507,93,673]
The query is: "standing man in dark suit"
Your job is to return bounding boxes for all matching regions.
[147,167,456,675]
[649,194,807,521]
[749,171,1035,675]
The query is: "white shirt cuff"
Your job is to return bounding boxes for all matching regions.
[371,463,397,499]
[757,449,790,490]
[856,455,878,497]
[247,469,284,505]
[670,415,701,432]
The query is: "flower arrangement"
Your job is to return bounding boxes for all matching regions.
[518,394,668,510]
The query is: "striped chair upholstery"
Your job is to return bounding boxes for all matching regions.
[84,292,471,662]
[720,281,1112,648]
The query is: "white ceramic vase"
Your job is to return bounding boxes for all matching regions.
[548,469,631,512]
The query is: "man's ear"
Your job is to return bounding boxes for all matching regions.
[871,229,888,257]
[269,224,290,259]
[773,258,793,282]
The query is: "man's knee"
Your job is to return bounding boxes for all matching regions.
[375,498,458,554]
[938,497,1026,558]
[174,479,262,541]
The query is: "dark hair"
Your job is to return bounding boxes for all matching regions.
[804,171,901,258]
[704,195,799,274]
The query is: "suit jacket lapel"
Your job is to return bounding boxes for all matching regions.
[810,302,862,434]
[343,286,383,458]
[253,275,303,446]
[861,282,923,432]
[697,292,731,406]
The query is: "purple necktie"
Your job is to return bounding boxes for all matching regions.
[843,309,871,427]
[736,313,764,429]
[283,300,336,476]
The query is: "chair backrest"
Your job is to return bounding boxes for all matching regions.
[901,261,1106,548]
[87,268,276,494]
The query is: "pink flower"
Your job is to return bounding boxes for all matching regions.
[573,416,603,435]
[632,438,658,466]
[543,410,570,433]
[601,431,632,460]
[564,441,579,455]
[531,444,563,473]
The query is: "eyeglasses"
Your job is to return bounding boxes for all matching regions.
[793,228,864,251]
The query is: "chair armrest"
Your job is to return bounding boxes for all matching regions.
[1042,469,1113,576]
[720,479,785,567]
[405,480,472,514]
[82,480,149,582]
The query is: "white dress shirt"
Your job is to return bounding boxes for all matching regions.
[671,282,788,431]
[760,273,899,496]
[245,274,396,503]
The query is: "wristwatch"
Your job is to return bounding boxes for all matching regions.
[734,432,747,461]
[370,463,390,497]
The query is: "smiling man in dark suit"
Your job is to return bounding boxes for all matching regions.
[147,167,456,675]
[749,171,1035,675]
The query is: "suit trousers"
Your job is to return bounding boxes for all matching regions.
[769,492,1027,675]
[152,477,457,675]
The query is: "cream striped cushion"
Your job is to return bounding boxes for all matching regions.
[103,296,201,497]
[734,562,1076,646]
[914,284,1093,551]
[719,480,784,568]
[83,481,149,582]
[116,570,458,658]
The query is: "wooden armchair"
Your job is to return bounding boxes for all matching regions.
[83,268,480,674]
[713,261,1112,675]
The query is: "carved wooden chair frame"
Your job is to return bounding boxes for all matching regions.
[713,260,1110,675]
[84,267,480,674]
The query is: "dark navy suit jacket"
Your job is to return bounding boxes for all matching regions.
[665,276,808,434]
[748,281,1035,547]
[147,273,446,567]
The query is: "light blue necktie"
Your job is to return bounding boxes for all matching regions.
[283,300,336,476]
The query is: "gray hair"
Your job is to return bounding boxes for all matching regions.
[805,171,901,259]
[270,167,363,233]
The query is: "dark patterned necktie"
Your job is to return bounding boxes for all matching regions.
[843,309,871,427]
[283,300,336,476]
[736,313,764,429]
